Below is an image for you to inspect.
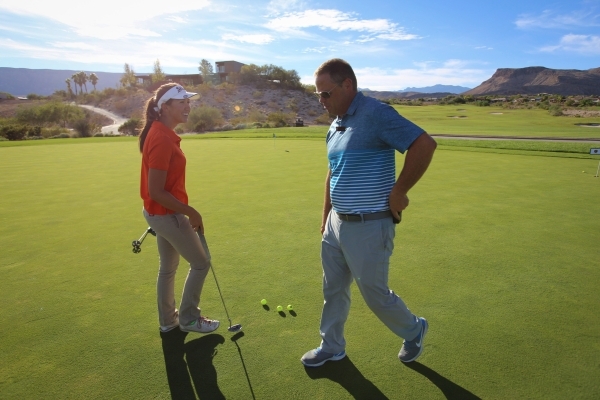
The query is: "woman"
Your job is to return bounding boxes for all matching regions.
[139,82,219,334]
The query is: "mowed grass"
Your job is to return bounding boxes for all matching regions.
[392,104,600,139]
[1,136,599,399]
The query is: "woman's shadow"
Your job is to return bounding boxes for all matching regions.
[160,329,226,400]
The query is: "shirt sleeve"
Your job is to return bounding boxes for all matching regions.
[376,103,425,153]
[146,133,172,171]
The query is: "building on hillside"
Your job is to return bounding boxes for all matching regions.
[135,74,203,88]
[215,61,245,83]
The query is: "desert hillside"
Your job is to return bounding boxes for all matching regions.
[465,67,600,96]
[95,85,328,126]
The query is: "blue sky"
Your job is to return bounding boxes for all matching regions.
[0,0,598,91]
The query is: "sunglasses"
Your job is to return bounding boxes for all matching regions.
[314,85,339,99]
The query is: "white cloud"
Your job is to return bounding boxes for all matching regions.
[516,9,600,29]
[222,33,275,45]
[540,34,600,54]
[265,9,419,41]
[0,0,211,39]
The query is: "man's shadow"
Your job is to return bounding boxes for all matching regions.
[304,357,481,400]
[160,329,225,400]
[304,356,389,400]
[403,362,481,400]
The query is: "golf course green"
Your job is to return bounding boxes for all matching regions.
[1,120,599,398]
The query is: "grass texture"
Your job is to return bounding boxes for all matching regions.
[0,137,599,399]
[392,104,600,138]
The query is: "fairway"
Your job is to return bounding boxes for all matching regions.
[392,104,600,139]
[1,137,599,399]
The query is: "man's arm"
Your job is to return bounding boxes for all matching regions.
[389,132,437,219]
[321,169,332,234]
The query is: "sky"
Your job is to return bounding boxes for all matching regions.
[0,0,599,91]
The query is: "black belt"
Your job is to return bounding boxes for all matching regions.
[336,211,400,223]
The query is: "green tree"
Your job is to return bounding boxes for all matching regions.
[89,73,99,91]
[120,63,137,88]
[198,59,213,84]
[151,59,166,83]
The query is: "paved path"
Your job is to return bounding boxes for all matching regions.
[78,105,129,134]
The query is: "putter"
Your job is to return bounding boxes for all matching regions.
[198,233,242,333]
[131,227,156,253]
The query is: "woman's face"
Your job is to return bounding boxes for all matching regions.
[162,98,191,126]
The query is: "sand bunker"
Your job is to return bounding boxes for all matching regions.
[447,116,467,119]
[489,112,504,115]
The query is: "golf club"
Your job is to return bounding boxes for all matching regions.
[198,233,243,333]
[131,227,156,253]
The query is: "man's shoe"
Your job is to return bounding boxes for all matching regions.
[180,316,220,333]
[301,347,346,367]
[399,317,428,363]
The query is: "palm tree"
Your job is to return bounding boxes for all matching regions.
[89,73,99,91]
[65,78,73,99]
[71,73,79,95]
[79,72,89,93]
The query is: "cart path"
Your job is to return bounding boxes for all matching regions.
[78,104,128,134]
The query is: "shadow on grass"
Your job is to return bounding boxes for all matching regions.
[404,362,481,400]
[160,329,225,400]
[230,331,256,399]
[304,356,389,400]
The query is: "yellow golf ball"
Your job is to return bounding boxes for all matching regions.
[277,305,283,312]
[287,305,293,310]
[261,299,267,305]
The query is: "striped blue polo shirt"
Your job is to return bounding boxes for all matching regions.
[326,92,425,214]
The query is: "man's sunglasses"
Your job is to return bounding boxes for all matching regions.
[314,85,339,99]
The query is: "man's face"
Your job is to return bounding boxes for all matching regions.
[315,73,353,117]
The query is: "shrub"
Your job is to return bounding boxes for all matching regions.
[474,100,490,107]
[267,111,294,127]
[0,124,28,140]
[315,112,332,125]
[50,133,71,139]
[186,106,224,132]
[548,105,563,116]
[73,119,96,137]
[118,118,141,136]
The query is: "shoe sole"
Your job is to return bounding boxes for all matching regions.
[400,318,428,363]
[179,323,220,334]
[301,352,346,368]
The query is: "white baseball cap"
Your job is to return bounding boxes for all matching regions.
[156,85,198,110]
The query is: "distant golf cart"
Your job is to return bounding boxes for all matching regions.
[295,117,304,127]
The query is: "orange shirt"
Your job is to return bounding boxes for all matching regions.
[140,121,188,215]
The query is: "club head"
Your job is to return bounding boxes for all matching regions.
[228,324,242,333]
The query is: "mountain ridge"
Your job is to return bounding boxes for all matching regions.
[464,66,600,96]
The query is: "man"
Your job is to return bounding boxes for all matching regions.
[301,59,437,367]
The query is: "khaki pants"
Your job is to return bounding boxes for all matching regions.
[143,209,211,327]
[319,211,420,354]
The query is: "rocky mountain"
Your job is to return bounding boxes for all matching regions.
[0,67,122,96]
[464,66,600,96]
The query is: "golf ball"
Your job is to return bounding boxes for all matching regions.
[277,305,283,312]
[261,299,267,305]
[287,305,293,310]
